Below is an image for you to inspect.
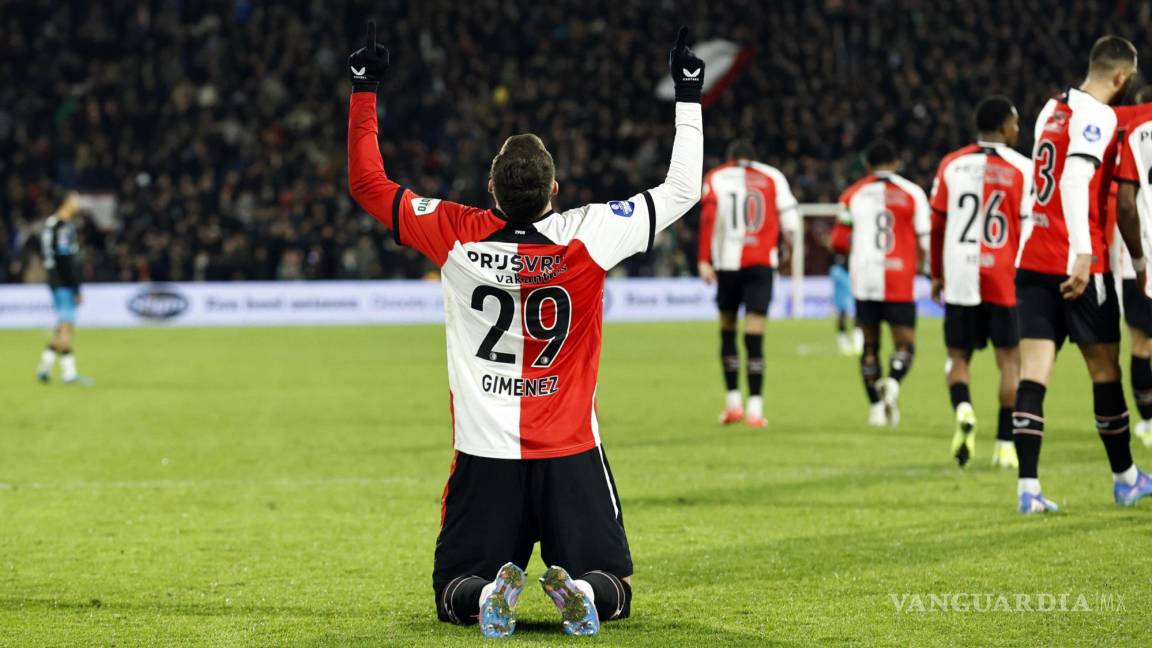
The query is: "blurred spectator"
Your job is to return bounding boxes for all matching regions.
[0,0,1147,282]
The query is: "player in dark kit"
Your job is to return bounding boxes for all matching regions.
[1013,36,1152,513]
[346,23,704,637]
[36,190,91,386]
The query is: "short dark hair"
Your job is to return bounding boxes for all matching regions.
[490,134,555,223]
[726,140,757,161]
[975,96,1015,133]
[864,140,897,167]
[1089,36,1137,75]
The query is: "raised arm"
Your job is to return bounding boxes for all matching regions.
[647,27,705,232]
[346,22,399,231]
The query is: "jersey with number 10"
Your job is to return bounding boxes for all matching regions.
[348,93,703,460]
[929,142,1033,306]
[833,172,930,302]
[698,161,798,270]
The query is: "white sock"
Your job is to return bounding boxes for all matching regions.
[60,354,77,381]
[1113,464,1139,486]
[38,348,57,372]
[995,440,1014,449]
[1018,478,1041,496]
[747,396,764,419]
[726,390,742,410]
[573,579,596,605]
[478,582,496,608]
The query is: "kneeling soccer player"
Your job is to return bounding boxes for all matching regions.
[346,24,705,636]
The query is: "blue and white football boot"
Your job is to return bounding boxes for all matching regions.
[540,565,600,636]
[479,562,525,638]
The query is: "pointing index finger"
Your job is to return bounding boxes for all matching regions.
[366,21,377,54]
[675,26,688,50]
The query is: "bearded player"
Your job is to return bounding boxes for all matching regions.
[929,97,1032,469]
[347,23,704,637]
[1012,36,1152,514]
[831,141,931,426]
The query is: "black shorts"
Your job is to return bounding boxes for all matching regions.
[1122,278,1152,335]
[944,303,1020,350]
[1016,269,1120,346]
[716,266,774,315]
[855,300,916,328]
[432,446,633,593]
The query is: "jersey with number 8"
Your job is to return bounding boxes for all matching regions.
[834,172,931,302]
[929,142,1033,306]
[348,93,703,459]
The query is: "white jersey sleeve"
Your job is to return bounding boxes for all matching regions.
[577,102,703,270]
[770,167,800,233]
[1067,97,1117,163]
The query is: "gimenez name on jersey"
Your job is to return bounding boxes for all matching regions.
[465,249,569,285]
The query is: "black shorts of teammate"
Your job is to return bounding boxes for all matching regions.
[855,300,916,328]
[433,446,633,599]
[1016,269,1120,346]
[716,265,774,315]
[944,303,1020,350]
[1122,278,1152,335]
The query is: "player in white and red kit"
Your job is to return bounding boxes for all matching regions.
[1112,90,1152,448]
[1012,36,1152,514]
[697,140,799,427]
[347,24,705,637]
[929,97,1032,469]
[831,141,930,426]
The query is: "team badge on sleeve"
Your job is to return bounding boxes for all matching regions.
[1083,124,1101,142]
[608,200,635,217]
[411,197,442,216]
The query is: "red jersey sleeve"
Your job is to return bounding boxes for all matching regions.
[348,92,500,266]
[930,211,946,279]
[697,175,716,263]
[1116,128,1139,184]
[929,159,949,215]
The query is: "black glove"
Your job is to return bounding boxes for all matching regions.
[349,21,390,92]
[669,26,705,103]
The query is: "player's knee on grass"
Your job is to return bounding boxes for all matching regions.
[580,570,632,621]
[435,575,487,625]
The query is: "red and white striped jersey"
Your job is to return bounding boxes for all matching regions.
[831,172,930,302]
[1018,88,1118,275]
[1111,105,1152,288]
[348,93,703,460]
[929,142,1033,307]
[698,161,798,270]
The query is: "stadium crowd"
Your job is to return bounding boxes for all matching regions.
[0,0,1148,283]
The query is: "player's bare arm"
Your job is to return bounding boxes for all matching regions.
[1117,181,1146,290]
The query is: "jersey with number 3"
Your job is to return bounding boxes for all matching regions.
[698,161,798,270]
[930,142,1033,306]
[834,172,930,302]
[347,93,703,460]
[1019,88,1118,275]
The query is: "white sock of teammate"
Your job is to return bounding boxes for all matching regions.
[573,579,596,605]
[38,348,56,373]
[725,390,742,411]
[747,396,764,420]
[1113,464,1139,486]
[60,353,77,382]
[1017,478,1041,496]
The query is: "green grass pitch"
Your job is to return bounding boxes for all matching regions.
[1,320,1151,646]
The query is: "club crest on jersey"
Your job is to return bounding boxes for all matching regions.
[1083,124,1102,142]
[608,200,635,217]
[411,197,442,216]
